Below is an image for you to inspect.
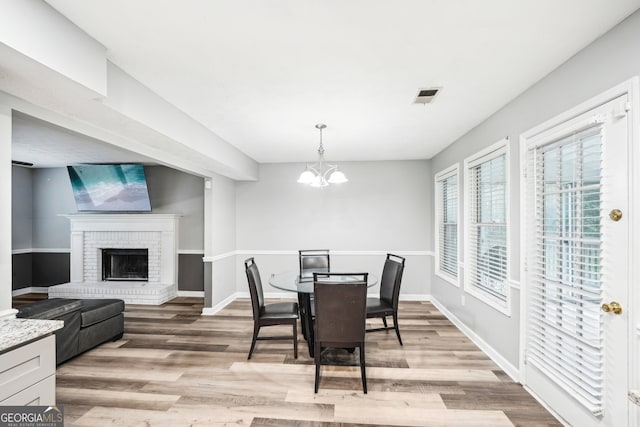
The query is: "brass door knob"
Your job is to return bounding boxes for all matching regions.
[601,301,622,315]
[609,209,622,222]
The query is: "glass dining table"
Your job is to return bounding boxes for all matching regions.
[269,271,378,357]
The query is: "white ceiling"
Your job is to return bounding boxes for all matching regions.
[32,1,640,164]
[12,112,155,168]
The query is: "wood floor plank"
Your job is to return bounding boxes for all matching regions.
[56,387,181,411]
[334,407,514,427]
[12,294,560,426]
[285,389,446,409]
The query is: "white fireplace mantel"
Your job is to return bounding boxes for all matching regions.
[51,214,181,305]
[63,213,181,233]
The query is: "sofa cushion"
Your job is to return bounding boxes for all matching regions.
[17,298,82,320]
[78,313,124,353]
[80,299,125,328]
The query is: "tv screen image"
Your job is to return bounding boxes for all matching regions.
[67,164,152,212]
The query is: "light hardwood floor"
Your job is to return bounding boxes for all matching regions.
[13,294,561,426]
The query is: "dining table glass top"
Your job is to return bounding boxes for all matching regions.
[269,270,378,294]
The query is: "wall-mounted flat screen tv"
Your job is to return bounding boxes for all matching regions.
[67,164,152,212]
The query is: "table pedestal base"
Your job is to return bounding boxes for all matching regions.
[298,293,314,357]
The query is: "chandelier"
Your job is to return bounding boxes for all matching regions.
[297,124,348,187]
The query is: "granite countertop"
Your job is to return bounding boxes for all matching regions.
[0,318,64,353]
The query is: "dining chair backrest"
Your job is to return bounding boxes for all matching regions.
[313,273,368,343]
[244,257,265,320]
[299,249,330,278]
[379,254,406,309]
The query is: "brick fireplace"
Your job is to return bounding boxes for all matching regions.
[48,214,180,305]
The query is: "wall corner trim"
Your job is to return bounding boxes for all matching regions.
[430,296,520,382]
[201,291,240,316]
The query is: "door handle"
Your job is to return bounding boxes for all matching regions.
[609,209,623,222]
[601,301,622,315]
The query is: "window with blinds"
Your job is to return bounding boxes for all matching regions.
[464,142,509,311]
[524,125,604,415]
[435,166,459,284]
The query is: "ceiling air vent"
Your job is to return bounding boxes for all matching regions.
[12,160,34,167]
[414,87,441,105]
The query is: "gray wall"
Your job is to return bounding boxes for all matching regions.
[145,165,204,250]
[235,160,432,296]
[430,10,640,368]
[28,165,205,250]
[12,165,205,291]
[32,168,75,249]
[11,166,32,249]
[177,254,205,292]
[12,253,31,290]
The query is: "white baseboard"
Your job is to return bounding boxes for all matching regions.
[0,308,18,319]
[12,287,49,296]
[430,296,520,382]
[201,292,240,316]
[177,290,205,297]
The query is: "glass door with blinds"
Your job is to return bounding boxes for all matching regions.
[522,95,630,427]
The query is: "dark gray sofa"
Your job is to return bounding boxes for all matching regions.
[17,298,125,364]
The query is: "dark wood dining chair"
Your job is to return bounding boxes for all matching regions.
[366,253,406,345]
[244,257,298,359]
[299,249,330,279]
[299,250,330,340]
[313,272,368,394]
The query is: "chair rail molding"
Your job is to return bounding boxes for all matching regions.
[235,249,433,257]
[202,251,236,263]
[204,250,433,263]
[12,248,70,254]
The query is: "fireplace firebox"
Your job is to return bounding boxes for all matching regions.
[102,249,149,281]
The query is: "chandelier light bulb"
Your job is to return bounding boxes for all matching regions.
[297,168,315,184]
[328,169,348,184]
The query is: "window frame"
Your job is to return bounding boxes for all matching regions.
[434,163,460,286]
[463,138,511,315]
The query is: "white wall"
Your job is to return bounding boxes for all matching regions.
[430,10,640,370]
[235,160,432,297]
[204,173,237,309]
[0,0,107,95]
[0,0,259,182]
[0,104,15,317]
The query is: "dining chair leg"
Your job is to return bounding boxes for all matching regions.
[292,320,298,359]
[314,344,321,393]
[392,312,403,345]
[359,343,367,394]
[382,316,388,329]
[298,293,309,341]
[248,324,260,359]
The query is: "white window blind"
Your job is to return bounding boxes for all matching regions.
[524,125,604,415]
[435,167,458,281]
[465,144,508,308]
